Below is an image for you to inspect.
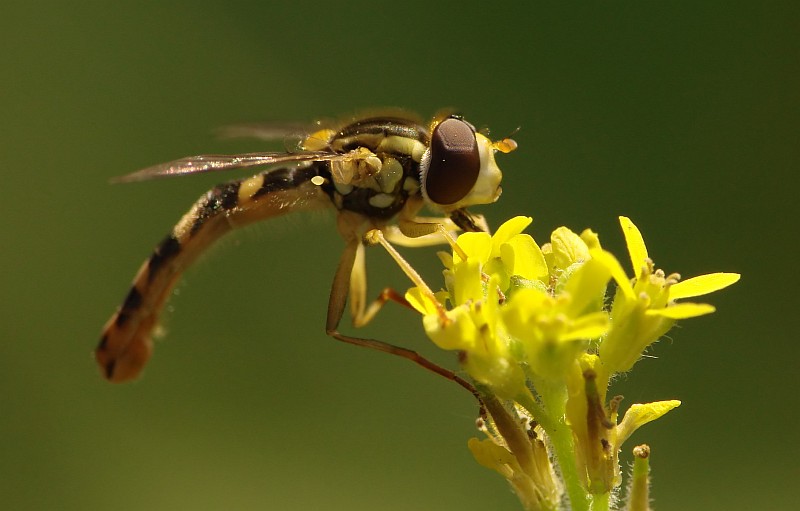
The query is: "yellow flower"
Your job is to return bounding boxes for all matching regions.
[405,217,543,396]
[454,215,549,292]
[374,214,739,510]
[598,216,740,373]
[407,217,617,390]
[501,285,609,382]
[502,224,614,382]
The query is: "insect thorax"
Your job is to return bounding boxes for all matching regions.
[319,117,429,220]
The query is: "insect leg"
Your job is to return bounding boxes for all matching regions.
[395,195,486,239]
[352,214,489,325]
[325,214,482,405]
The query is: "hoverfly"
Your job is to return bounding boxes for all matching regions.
[95,110,517,388]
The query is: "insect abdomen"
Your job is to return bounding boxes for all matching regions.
[96,165,331,382]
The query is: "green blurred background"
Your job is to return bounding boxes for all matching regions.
[1,2,796,510]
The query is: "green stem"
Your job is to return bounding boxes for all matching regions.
[626,445,651,511]
[592,491,610,511]
[533,378,590,511]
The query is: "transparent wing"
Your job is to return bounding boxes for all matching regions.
[214,122,315,142]
[112,150,358,183]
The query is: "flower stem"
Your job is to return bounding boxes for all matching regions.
[534,378,590,511]
[592,491,610,511]
[627,445,651,511]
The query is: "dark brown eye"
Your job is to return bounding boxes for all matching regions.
[422,118,480,205]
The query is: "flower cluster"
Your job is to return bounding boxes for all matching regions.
[380,216,738,511]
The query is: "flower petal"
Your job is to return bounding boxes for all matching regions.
[453,258,484,305]
[580,228,601,250]
[500,234,548,281]
[616,400,681,446]
[560,312,610,341]
[423,306,478,351]
[436,250,453,269]
[563,257,612,317]
[468,437,516,476]
[590,249,636,301]
[550,226,591,270]
[669,273,741,300]
[619,216,648,277]
[646,302,716,319]
[456,232,492,263]
[405,287,438,315]
[501,288,550,340]
[491,216,533,256]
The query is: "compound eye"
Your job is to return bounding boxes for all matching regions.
[422,117,480,205]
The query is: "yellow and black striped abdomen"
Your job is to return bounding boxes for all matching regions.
[96,164,332,382]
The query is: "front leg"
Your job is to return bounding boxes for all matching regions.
[394,194,488,241]
[325,211,483,406]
